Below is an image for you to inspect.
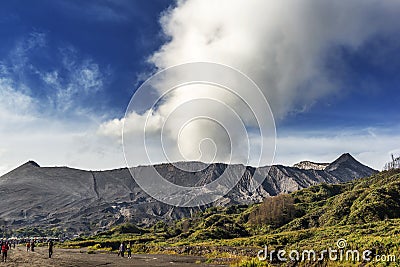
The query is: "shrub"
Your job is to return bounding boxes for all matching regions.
[248,194,298,228]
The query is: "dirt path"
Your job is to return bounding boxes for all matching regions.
[1,246,228,266]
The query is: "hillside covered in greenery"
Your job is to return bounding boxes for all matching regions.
[67,169,400,266]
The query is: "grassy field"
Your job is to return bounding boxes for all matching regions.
[61,169,400,266]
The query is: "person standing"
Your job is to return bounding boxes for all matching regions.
[31,240,35,252]
[48,240,54,258]
[118,242,125,257]
[26,241,30,252]
[1,242,9,262]
[126,242,132,258]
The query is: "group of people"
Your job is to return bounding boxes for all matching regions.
[26,240,36,252]
[0,239,55,262]
[1,239,135,262]
[117,242,132,258]
[27,239,54,258]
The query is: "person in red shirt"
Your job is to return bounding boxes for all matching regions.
[1,242,9,262]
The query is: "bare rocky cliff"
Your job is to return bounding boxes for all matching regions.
[293,161,329,170]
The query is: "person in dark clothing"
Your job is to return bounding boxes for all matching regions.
[31,240,35,252]
[118,242,125,257]
[48,240,54,258]
[127,242,132,258]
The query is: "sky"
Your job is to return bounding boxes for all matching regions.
[1,0,400,175]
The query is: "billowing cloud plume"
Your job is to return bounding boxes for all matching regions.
[100,0,400,167]
[150,0,399,118]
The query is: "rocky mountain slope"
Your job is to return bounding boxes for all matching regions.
[0,153,376,235]
[293,161,329,170]
[69,169,400,266]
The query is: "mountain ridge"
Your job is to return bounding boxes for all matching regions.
[0,153,377,235]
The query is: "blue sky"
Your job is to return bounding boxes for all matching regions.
[1,0,400,174]
[0,0,170,117]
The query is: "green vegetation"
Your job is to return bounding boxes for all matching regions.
[248,194,299,228]
[65,169,400,266]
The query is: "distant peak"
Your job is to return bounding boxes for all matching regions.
[24,161,40,168]
[327,153,363,170]
[335,153,356,162]
[325,153,377,179]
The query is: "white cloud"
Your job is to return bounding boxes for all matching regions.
[52,60,104,112]
[0,75,124,175]
[38,47,105,112]
[150,0,400,118]
[100,0,400,169]
[0,78,38,124]
[0,33,117,176]
[1,32,106,113]
[0,124,125,176]
[8,31,46,74]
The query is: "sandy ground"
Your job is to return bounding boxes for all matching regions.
[0,246,228,266]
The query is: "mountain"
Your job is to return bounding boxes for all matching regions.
[324,153,377,180]
[0,153,377,235]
